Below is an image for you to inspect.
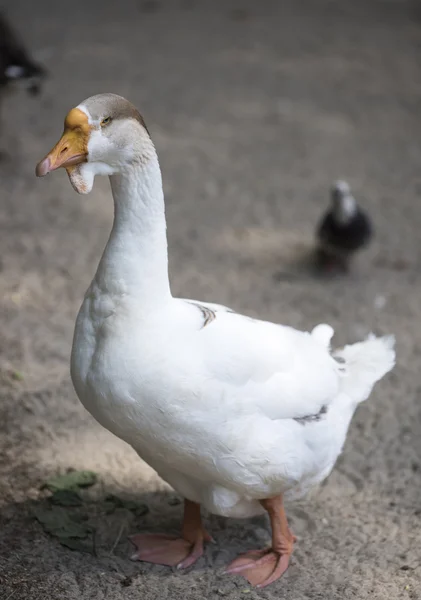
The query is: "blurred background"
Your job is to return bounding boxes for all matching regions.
[0,1,420,599]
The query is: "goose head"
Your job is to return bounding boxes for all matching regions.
[35,93,152,194]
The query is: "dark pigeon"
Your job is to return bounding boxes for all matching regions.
[316,180,373,273]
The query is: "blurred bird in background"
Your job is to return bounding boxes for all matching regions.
[315,180,373,273]
[0,11,46,94]
[0,11,47,154]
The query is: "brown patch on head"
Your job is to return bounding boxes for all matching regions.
[82,93,149,134]
[64,107,90,131]
[35,107,91,177]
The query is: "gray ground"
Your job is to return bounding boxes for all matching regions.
[1,0,420,598]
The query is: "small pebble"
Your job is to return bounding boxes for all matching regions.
[374,295,386,310]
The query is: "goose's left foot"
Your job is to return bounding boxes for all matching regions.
[224,495,295,588]
[130,499,211,569]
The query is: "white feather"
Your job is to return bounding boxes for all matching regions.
[334,334,396,403]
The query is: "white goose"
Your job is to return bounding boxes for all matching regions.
[36,94,395,588]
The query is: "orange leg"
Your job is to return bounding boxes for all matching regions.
[224,495,296,588]
[130,499,212,569]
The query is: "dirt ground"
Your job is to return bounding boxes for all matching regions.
[0,0,420,598]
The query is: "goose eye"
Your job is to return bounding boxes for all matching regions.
[100,117,112,127]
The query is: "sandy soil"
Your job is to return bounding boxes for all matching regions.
[1,0,420,598]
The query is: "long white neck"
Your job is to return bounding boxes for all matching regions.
[94,152,171,306]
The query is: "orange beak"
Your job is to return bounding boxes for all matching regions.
[35,108,91,177]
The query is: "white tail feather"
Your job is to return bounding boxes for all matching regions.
[311,324,334,348]
[334,334,396,403]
